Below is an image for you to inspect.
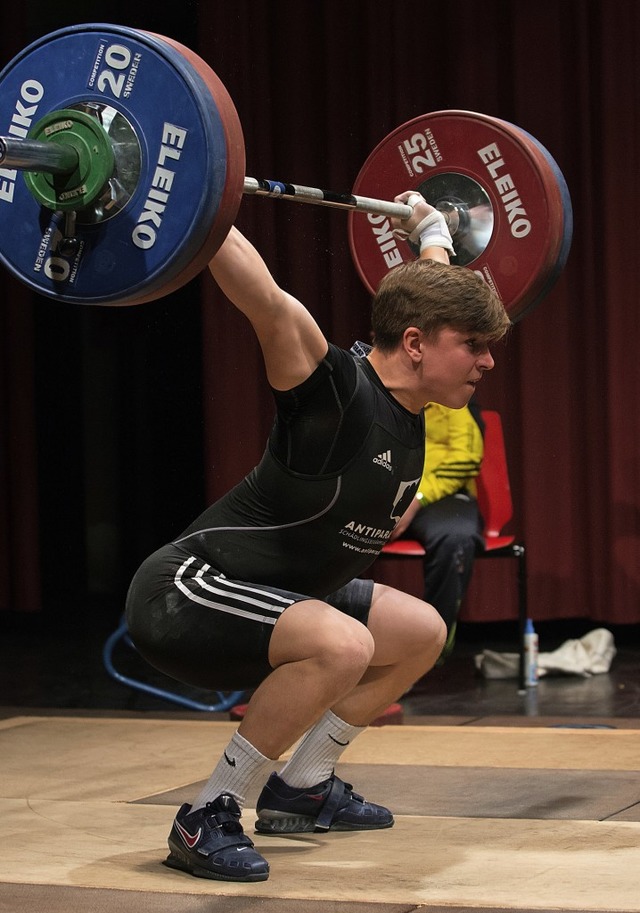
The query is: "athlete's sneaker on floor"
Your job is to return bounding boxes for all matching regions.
[255,771,394,834]
[164,794,269,882]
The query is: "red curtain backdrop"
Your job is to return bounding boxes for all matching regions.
[1,0,639,626]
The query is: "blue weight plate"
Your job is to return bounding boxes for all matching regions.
[137,30,245,305]
[0,23,244,305]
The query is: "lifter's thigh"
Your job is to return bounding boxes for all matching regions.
[268,599,375,672]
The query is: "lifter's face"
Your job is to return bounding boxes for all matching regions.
[418,326,495,409]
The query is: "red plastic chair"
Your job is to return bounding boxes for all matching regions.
[379,409,527,690]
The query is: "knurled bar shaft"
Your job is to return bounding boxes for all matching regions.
[243,177,413,219]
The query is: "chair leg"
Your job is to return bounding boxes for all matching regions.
[102,617,244,712]
[513,544,527,692]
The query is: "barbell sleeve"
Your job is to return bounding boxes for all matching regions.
[0,136,79,175]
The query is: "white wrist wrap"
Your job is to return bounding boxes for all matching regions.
[415,210,455,255]
[392,208,455,255]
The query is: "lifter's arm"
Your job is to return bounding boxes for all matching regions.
[208,227,328,390]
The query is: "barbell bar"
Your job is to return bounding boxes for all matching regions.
[244,177,413,219]
[0,135,418,219]
[0,23,572,318]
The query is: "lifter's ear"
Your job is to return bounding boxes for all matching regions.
[403,327,424,363]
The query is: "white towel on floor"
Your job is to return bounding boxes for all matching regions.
[475,628,617,680]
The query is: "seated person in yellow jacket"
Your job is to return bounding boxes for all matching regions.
[388,400,484,658]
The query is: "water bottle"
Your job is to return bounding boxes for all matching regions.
[524,618,539,687]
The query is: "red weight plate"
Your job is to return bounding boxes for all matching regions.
[505,125,573,320]
[127,31,245,305]
[347,110,572,321]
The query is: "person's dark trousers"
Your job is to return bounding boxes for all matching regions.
[406,492,483,633]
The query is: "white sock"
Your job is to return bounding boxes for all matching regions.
[278,710,366,787]
[191,730,274,812]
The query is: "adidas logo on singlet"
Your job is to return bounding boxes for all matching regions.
[373,449,392,472]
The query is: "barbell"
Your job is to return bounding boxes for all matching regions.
[0,23,573,320]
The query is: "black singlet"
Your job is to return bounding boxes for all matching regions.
[172,343,425,598]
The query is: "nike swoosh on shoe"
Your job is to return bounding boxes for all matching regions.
[175,820,202,849]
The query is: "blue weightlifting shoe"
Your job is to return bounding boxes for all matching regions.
[255,771,394,834]
[164,794,269,882]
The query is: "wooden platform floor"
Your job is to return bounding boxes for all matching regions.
[1,712,639,913]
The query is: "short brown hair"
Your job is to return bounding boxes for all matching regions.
[371,259,511,352]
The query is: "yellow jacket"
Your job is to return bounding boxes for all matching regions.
[417,403,484,505]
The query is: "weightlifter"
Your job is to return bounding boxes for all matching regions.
[125,191,511,882]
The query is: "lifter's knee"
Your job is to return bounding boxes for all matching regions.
[368,584,447,669]
[270,600,374,683]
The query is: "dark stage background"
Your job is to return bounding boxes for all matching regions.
[1,1,639,632]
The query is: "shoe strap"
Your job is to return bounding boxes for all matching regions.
[209,809,242,832]
[199,829,256,854]
[314,775,349,832]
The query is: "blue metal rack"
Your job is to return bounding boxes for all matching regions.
[102,616,245,712]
